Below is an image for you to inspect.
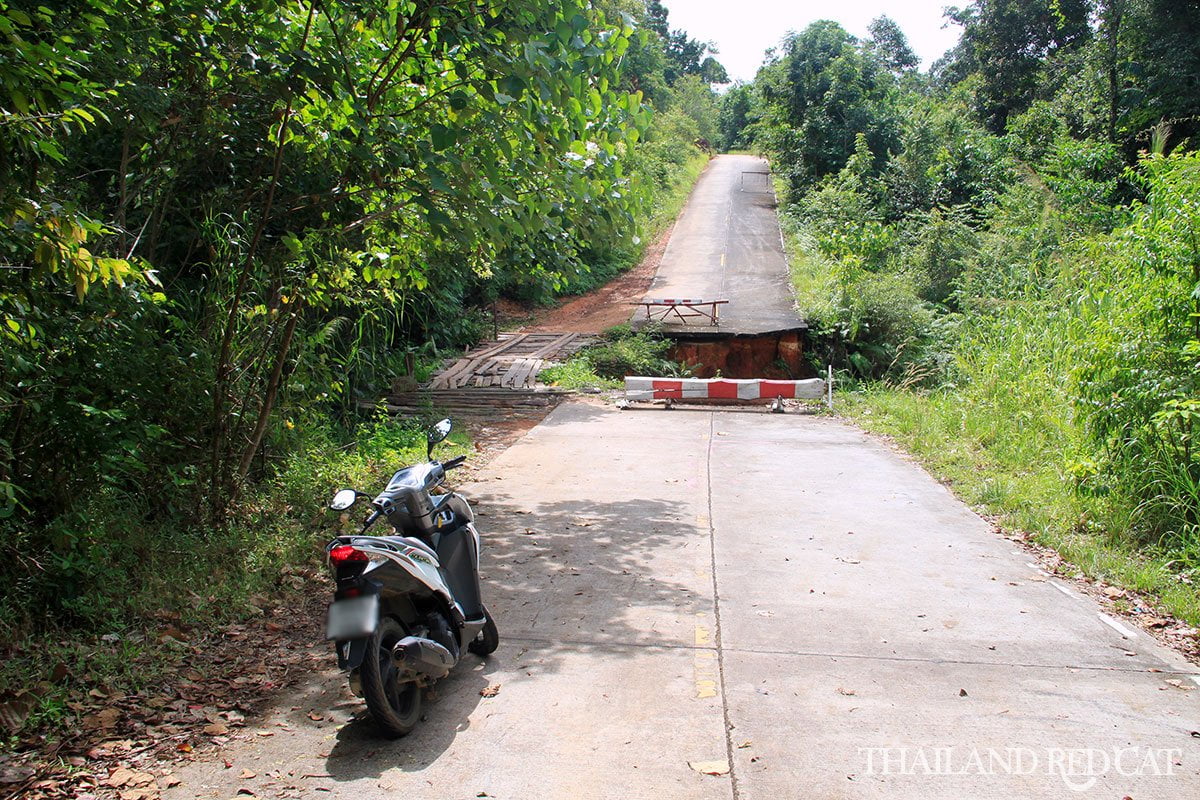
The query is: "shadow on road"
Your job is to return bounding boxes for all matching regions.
[319,482,704,777]
[474,492,702,653]
[323,655,498,781]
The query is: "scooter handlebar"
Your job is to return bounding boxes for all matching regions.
[442,455,467,470]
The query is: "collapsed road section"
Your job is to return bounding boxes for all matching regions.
[633,154,807,378]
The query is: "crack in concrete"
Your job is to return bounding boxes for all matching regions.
[707,411,740,800]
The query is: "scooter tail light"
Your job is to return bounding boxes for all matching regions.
[329,545,369,566]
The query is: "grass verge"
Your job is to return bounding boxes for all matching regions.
[644,151,710,242]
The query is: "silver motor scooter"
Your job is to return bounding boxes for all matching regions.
[324,418,498,737]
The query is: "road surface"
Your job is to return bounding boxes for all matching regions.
[638,154,805,335]
[165,404,1200,799]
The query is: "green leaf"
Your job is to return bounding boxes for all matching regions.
[430,123,456,151]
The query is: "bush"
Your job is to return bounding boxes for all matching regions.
[585,324,690,379]
[541,325,691,385]
[538,360,619,391]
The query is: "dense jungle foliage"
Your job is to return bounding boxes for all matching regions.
[722,2,1200,609]
[0,0,725,681]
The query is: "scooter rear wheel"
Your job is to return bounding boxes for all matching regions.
[361,618,422,738]
[468,606,499,656]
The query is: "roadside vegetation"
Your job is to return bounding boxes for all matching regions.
[0,0,727,745]
[540,323,691,389]
[722,2,1200,624]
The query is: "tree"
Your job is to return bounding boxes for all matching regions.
[944,0,1093,132]
[717,83,754,151]
[643,0,727,85]
[0,0,653,522]
[866,15,919,74]
[757,21,901,192]
[1116,0,1200,150]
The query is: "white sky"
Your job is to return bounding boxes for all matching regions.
[660,0,964,83]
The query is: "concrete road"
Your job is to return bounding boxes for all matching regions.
[639,155,805,335]
[165,403,1200,799]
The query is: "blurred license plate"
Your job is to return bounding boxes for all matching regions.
[325,594,378,640]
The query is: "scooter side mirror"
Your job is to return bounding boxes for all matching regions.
[427,418,452,459]
[330,488,358,511]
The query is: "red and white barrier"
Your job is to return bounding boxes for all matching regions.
[623,375,830,407]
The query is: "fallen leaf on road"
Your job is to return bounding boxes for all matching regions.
[83,708,121,730]
[0,764,35,785]
[959,689,968,697]
[255,730,274,737]
[480,684,501,698]
[836,688,856,696]
[104,768,136,788]
[240,769,256,779]
[203,722,228,736]
[0,692,39,733]
[688,760,730,776]
[307,711,323,721]
[162,774,181,788]
[737,741,752,749]
[176,743,193,753]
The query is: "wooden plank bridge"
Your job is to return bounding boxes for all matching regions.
[428,332,595,390]
[362,331,594,420]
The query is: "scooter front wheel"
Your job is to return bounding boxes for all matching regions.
[468,606,499,656]
[361,617,422,738]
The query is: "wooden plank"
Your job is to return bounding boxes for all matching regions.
[454,333,530,387]
[508,358,538,389]
[499,358,527,389]
[524,358,545,388]
[429,334,529,388]
[428,358,471,389]
[529,332,578,359]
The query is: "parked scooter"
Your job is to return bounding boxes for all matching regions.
[323,418,498,737]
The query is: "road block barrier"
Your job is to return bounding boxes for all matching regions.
[622,370,832,411]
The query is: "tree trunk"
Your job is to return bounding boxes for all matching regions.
[232,297,304,501]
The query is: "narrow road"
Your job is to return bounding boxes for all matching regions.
[166,405,1200,799]
[643,154,804,335]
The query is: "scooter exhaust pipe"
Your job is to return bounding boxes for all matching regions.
[393,636,455,678]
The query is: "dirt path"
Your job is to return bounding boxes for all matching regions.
[518,223,675,333]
